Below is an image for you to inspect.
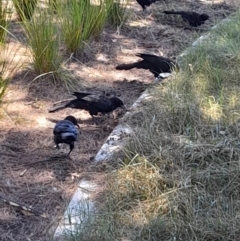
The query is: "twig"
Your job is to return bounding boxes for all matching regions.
[0,195,47,218]
[0,144,25,152]
[0,152,18,157]
[1,108,20,131]
[19,169,27,177]
[23,155,67,166]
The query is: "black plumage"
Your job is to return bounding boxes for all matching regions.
[136,0,160,11]
[49,92,126,117]
[163,10,209,27]
[116,53,177,78]
[53,115,80,157]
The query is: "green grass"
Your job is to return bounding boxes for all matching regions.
[0,42,24,103]
[0,59,9,101]
[12,0,38,21]
[59,0,129,55]
[106,0,131,27]
[0,1,22,103]
[59,0,108,55]
[22,10,62,75]
[8,0,130,85]
[0,0,9,43]
[64,11,240,241]
[48,0,57,14]
[82,0,108,41]
[59,0,85,54]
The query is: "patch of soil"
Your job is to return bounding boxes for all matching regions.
[0,0,238,240]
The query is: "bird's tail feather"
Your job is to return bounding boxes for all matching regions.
[116,63,139,70]
[72,92,92,99]
[163,10,182,15]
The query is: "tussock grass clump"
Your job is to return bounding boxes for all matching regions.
[22,11,62,75]
[65,11,240,241]
[0,43,24,103]
[12,0,38,21]
[106,0,131,27]
[82,0,108,41]
[0,1,22,103]
[60,0,108,55]
[0,50,9,101]
[59,0,86,54]
[48,0,57,14]
[0,0,9,43]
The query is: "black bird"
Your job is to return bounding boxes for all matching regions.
[116,53,177,79]
[53,115,80,157]
[49,92,126,117]
[163,10,209,27]
[136,0,160,11]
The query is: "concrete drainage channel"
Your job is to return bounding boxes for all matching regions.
[53,19,227,240]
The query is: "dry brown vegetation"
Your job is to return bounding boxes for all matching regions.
[0,0,239,240]
[77,8,240,241]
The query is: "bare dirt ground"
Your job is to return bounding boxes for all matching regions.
[0,0,239,240]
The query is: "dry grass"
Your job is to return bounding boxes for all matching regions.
[66,8,240,241]
[0,0,239,240]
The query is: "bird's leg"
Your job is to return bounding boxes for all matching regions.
[91,115,96,125]
[66,143,74,158]
[66,150,72,159]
